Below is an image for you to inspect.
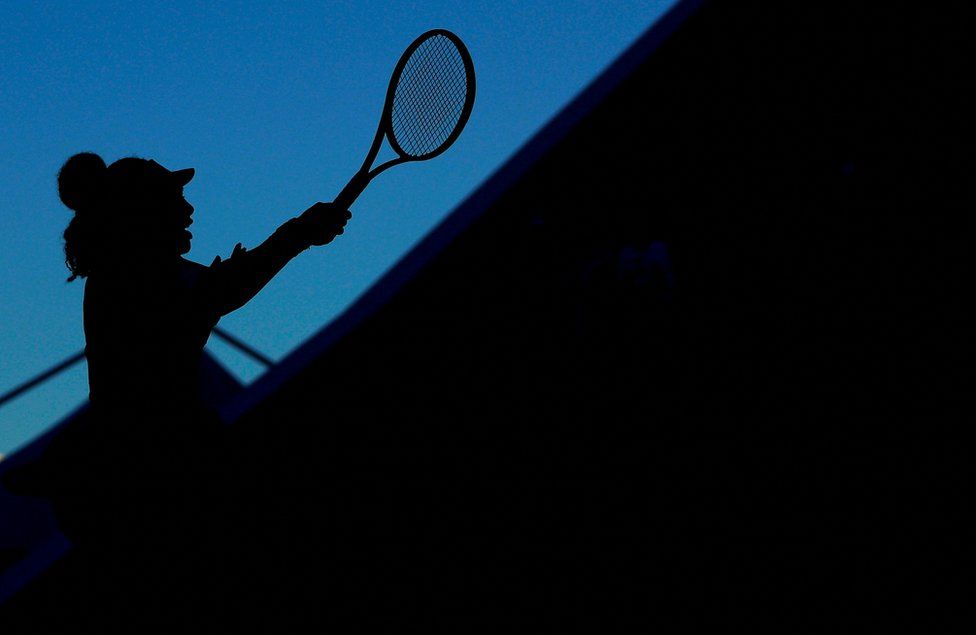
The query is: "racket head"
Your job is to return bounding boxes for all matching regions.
[382,29,476,163]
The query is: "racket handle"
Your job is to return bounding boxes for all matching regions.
[333,170,370,210]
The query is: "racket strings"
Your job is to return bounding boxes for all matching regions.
[393,37,466,154]
[395,37,465,142]
[391,34,469,158]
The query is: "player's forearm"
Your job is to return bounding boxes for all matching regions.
[206,217,312,316]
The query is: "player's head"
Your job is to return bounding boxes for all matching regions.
[59,153,195,280]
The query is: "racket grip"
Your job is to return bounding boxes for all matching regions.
[333,170,370,210]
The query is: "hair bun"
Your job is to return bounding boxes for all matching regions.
[58,152,107,212]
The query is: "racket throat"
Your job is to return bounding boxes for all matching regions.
[334,169,371,209]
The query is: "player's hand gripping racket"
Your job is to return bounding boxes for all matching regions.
[333,29,476,209]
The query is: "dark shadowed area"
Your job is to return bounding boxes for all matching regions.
[1,1,966,628]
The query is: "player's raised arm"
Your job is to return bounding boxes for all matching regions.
[199,203,351,318]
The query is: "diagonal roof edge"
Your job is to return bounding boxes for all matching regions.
[219,0,706,424]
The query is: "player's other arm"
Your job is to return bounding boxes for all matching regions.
[200,202,351,318]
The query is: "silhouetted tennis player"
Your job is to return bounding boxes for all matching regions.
[59,152,348,418]
[34,152,349,602]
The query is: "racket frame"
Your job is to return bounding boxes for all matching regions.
[333,28,476,209]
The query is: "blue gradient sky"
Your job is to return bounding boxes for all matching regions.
[0,0,676,455]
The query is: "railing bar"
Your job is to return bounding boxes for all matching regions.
[0,328,274,416]
[0,351,86,409]
[211,327,275,368]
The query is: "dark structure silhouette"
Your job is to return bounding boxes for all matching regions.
[1,1,966,628]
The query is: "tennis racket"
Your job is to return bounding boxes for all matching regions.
[333,29,476,209]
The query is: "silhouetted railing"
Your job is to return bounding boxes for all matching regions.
[210,326,275,367]
[0,327,272,413]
